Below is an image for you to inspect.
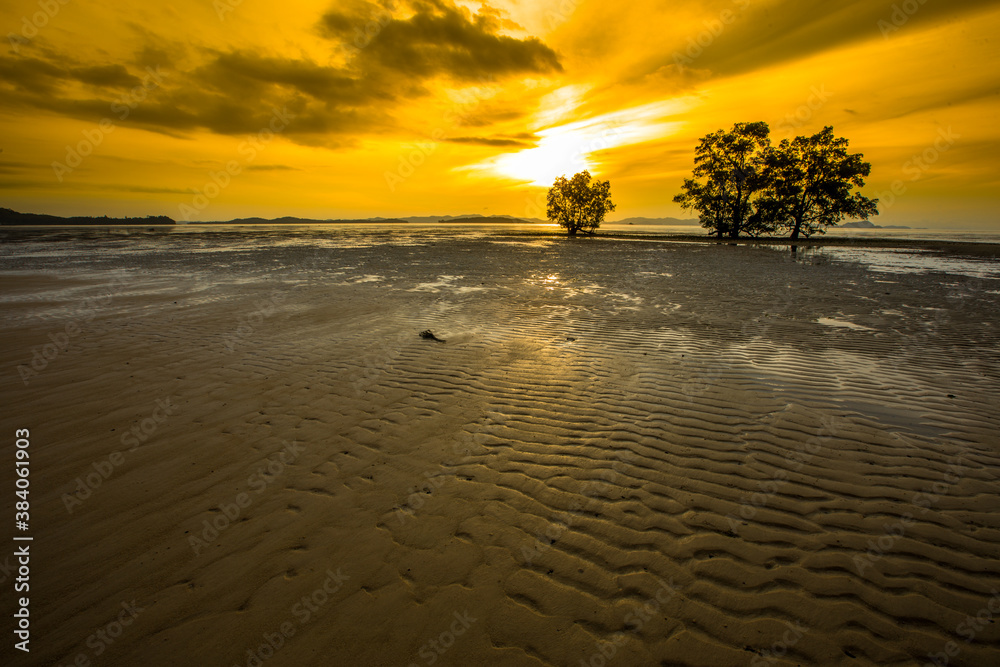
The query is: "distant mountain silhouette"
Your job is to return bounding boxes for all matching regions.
[215,216,410,225]
[0,208,175,226]
[206,214,542,225]
[431,215,541,224]
[0,208,697,228]
[840,220,911,229]
[0,209,539,226]
[608,217,700,226]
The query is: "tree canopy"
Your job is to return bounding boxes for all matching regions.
[674,123,878,239]
[673,122,770,239]
[547,171,616,236]
[757,127,879,240]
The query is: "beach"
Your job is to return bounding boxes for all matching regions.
[2,226,999,666]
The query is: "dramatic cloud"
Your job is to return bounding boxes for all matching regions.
[320,0,561,79]
[657,0,1000,79]
[0,57,140,95]
[446,136,536,147]
[0,0,561,144]
[0,0,996,227]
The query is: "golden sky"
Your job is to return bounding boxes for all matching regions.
[1,0,998,228]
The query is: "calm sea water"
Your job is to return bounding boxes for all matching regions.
[601,222,1000,244]
[2,223,999,283]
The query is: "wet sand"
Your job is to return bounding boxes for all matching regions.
[1,228,999,666]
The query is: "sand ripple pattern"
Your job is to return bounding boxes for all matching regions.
[3,233,998,667]
[370,304,1000,667]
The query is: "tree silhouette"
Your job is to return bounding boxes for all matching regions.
[547,171,616,236]
[757,127,879,239]
[673,122,770,238]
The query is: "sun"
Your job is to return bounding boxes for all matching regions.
[490,132,598,186]
[466,99,693,187]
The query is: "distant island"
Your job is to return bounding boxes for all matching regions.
[0,208,549,226]
[206,214,545,225]
[0,207,894,230]
[0,208,176,226]
[840,220,911,230]
[432,215,540,224]
[216,216,411,225]
[610,217,700,226]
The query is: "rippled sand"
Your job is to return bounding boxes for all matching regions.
[2,229,999,666]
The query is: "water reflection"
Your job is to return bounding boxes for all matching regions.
[769,245,999,280]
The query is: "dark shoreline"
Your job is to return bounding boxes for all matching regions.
[2,224,999,259]
[591,233,1000,258]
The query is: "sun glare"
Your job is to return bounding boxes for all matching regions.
[467,99,693,186]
